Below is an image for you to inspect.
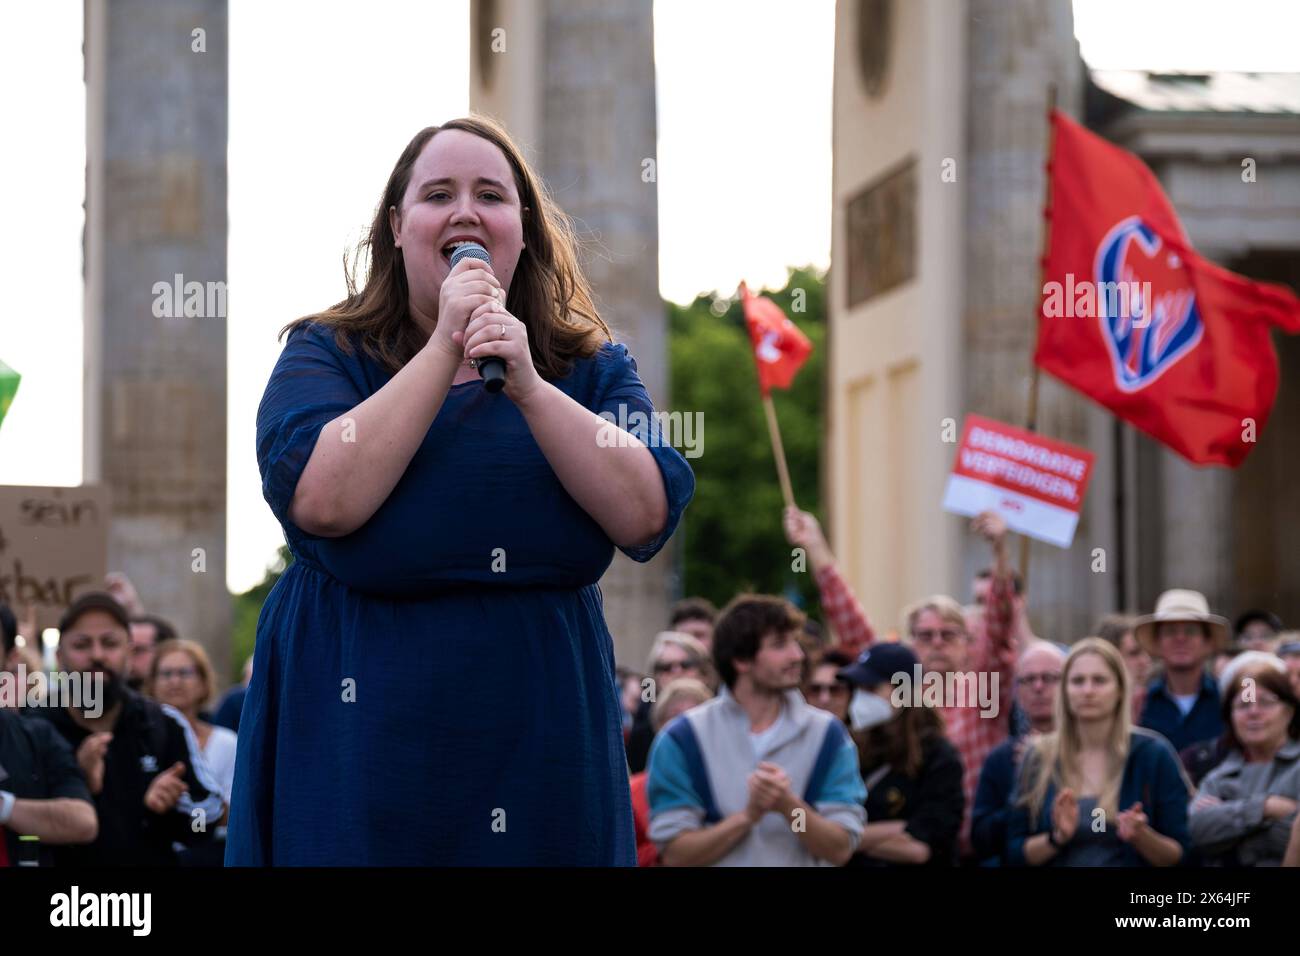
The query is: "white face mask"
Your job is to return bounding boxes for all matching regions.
[849,689,894,731]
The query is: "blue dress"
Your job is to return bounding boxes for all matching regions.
[226,322,694,866]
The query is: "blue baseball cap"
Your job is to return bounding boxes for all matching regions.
[838,642,919,689]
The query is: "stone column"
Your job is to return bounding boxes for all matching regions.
[84,0,230,677]
[963,0,1106,642]
[471,0,671,669]
[1159,450,1234,604]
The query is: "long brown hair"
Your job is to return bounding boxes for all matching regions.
[281,115,612,379]
[853,701,947,779]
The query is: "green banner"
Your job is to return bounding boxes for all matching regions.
[0,359,20,429]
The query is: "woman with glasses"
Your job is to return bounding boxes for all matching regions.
[803,648,854,725]
[1189,659,1300,866]
[151,639,236,866]
[151,640,237,802]
[625,631,714,773]
[1008,638,1191,866]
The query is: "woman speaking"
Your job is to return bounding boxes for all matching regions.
[226,116,695,866]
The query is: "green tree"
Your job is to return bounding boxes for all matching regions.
[228,544,293,683]
[668,266,826,617]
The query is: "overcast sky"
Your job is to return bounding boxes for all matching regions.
[0,0,1296,593]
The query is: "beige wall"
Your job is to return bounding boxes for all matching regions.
[829,0,967,635]
[468,0,543,164]
[831,0,1107,643]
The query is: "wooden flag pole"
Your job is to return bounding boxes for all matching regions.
[740,281,800,511]
[1020,84,1058,589]
[762,393,797,510]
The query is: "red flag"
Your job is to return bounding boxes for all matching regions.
[1034,110,1300,467]
[740,283,812,395]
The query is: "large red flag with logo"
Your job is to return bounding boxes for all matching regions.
[740,283,812,395]
[1034,110,1300,467]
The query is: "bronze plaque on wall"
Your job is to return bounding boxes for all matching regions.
[846,158,916,308]
[856,0,893,99]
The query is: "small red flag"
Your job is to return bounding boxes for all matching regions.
[740,283,812,395]
[1035,111,1300,467]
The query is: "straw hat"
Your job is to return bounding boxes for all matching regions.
[1133,589,1230,656]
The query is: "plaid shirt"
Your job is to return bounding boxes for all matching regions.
[814,563,876,656]
[812,561,1017,857]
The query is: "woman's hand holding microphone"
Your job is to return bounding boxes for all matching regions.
[427,256,542,406]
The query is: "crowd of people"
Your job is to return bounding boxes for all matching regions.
[625,508,1300,867]
[0,578,248,867]
[3,511,1300,868]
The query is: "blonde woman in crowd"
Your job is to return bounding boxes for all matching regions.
[151,640,238,806]
[630,678,713,866]
[1008,638,1191,866]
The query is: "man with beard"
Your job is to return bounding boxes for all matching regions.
[647,595,866,866]
[35,593,223,866]
[126,615,177,696]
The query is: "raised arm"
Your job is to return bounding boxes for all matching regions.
[784,507,876,653]
[970,512,1019,695]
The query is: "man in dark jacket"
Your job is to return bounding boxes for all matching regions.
[972,641,1065,864]
[0,706,99,866]
[33,593,224,866]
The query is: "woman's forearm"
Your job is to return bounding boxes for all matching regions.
[1022,832,1060,866]
[856,820,908,851]
[289,341,461,536]
[516,381,669,549]
[1132,827,1184,867]
[1283,815,1300,867]
[864,832,931,864]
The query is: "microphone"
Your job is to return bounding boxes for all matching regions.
[448,241,506,393]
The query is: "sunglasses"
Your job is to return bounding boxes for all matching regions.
[654,660,699,675]
[157,667,199,681]
[912,628,964,645]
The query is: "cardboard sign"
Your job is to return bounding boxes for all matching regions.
[0,485,110,631]
[941,415,1095,548]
